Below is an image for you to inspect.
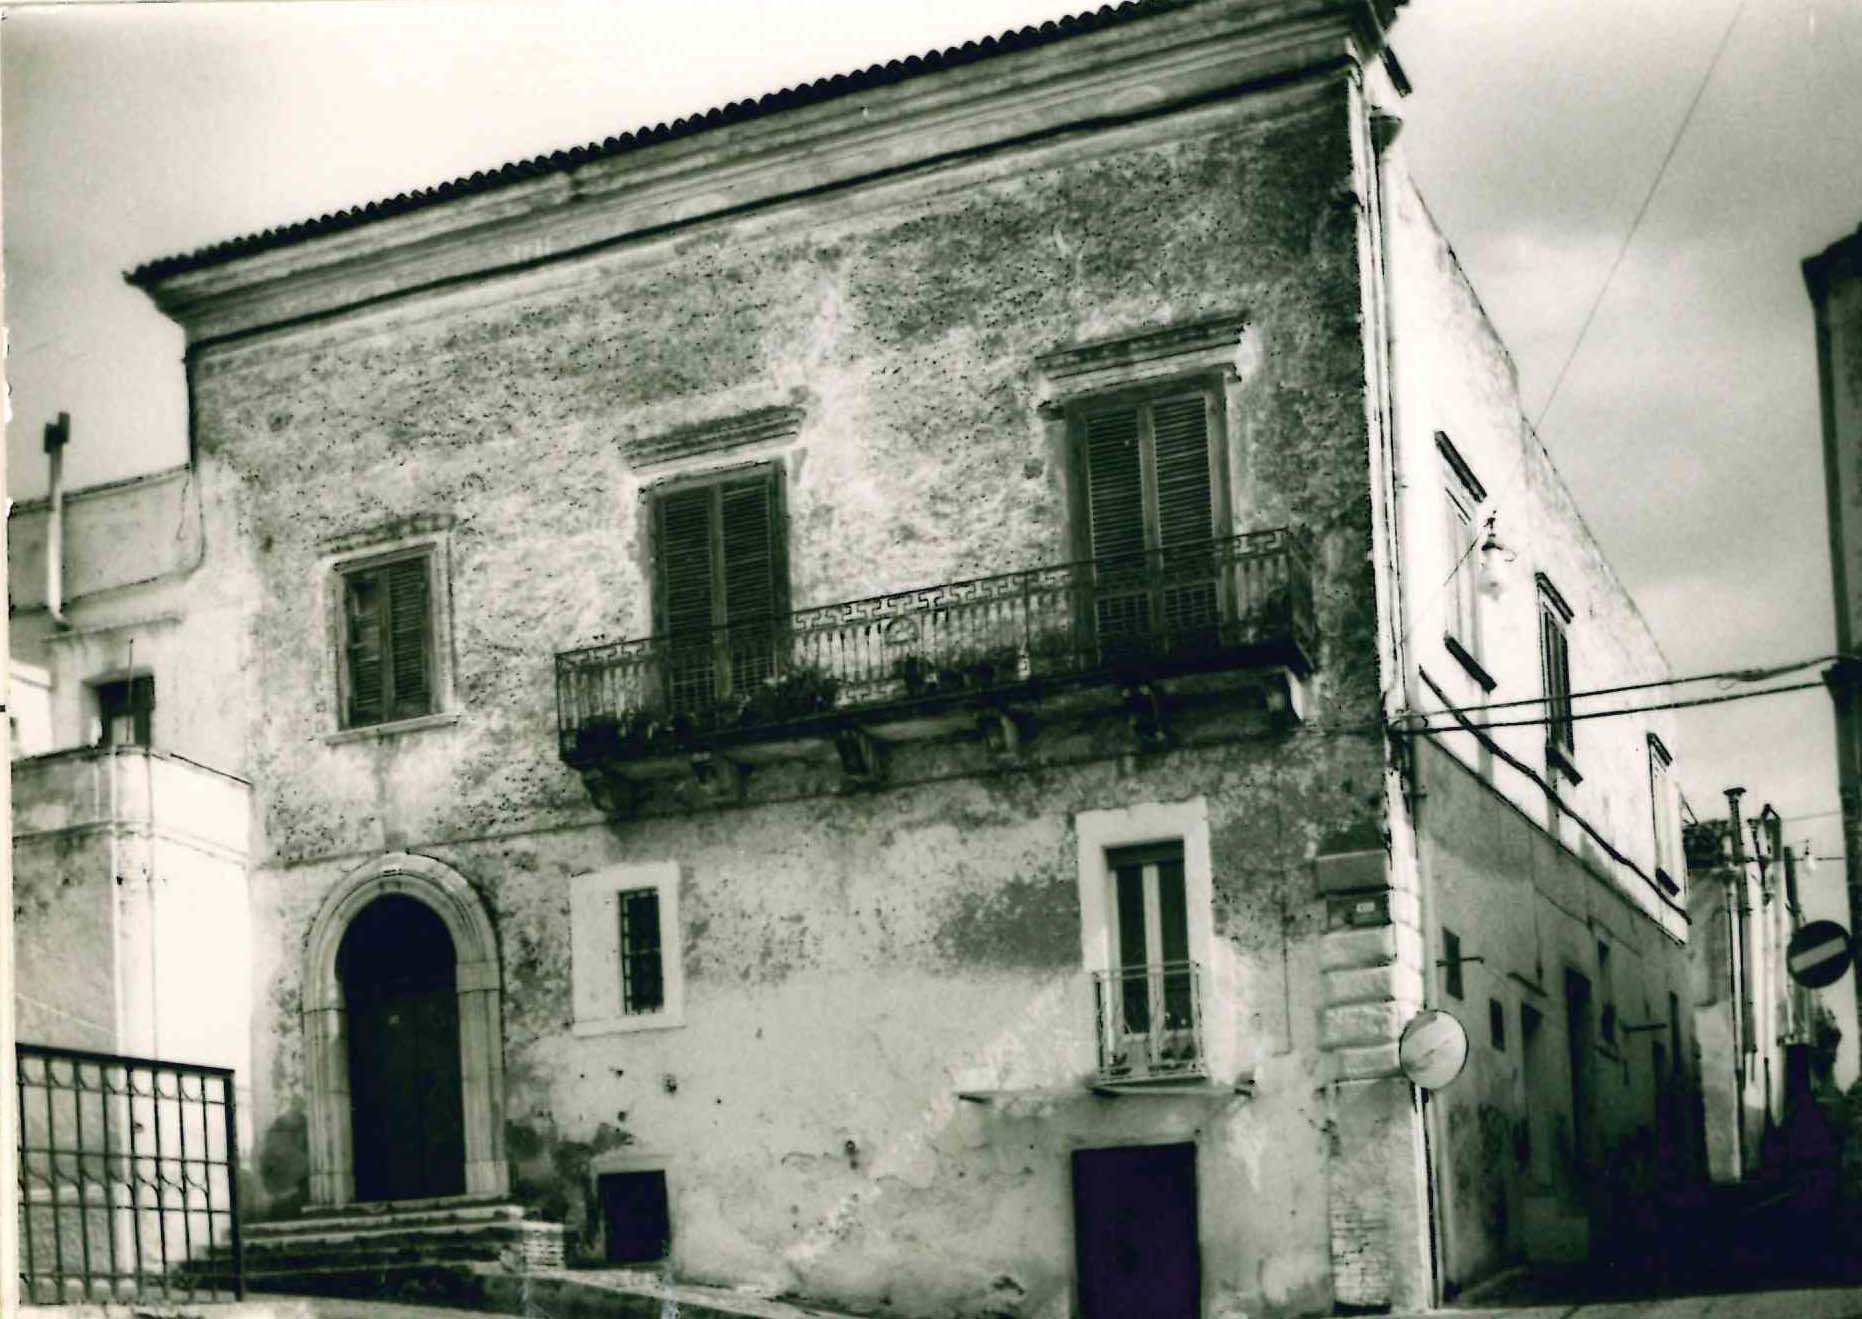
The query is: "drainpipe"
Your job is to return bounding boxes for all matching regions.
[44,413,72,630]
[1724,788,1749,1176]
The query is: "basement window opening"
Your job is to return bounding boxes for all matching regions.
[599,1169,670,1264]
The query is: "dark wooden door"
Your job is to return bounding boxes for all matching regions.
[339,895,466,1202]
[1072,1144,1200,1319]
[1564,969,1595,1186]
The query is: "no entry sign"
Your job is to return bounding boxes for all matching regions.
[1788,919,1854,989]
[1399,1009,1469,1091]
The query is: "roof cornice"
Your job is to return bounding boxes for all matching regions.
[134,0,1400,347]
[1805,222,1862,302]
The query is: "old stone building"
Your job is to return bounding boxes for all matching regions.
[11,0,1709,1313]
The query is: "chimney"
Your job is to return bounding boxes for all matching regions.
[44,412,71,630]
[1724,787,1747,865]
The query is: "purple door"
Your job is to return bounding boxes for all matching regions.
[1072,1143,1200,1318]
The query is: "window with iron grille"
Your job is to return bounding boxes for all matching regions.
[94,674,155,747]
[650,465,788,711]
[341,553,434,728]
[1072,389,1227,645]
[570,861,685,1035]
[1107,841,1193,1035]
[618,888,664,1014]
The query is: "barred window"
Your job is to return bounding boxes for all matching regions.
[618,888,664,1015]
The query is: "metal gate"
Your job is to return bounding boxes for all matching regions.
[16,1043,244,1304]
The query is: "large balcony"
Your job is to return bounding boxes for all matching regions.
[556,528,1314,789]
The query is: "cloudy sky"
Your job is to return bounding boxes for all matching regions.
[5,0,1860,872]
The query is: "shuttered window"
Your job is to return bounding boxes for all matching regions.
[1540,603,1573,755]
[1077,391,1221,643]
[651,466,786,710]
[343,555,433,728]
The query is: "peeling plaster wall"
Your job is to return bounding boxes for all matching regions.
[1383,153,1686,939]
[9,463,250,776]
[189,73,1393,1318]
[12,750,255,1095]
[1413,738,1696,1292]
[1381,153,1701,1292]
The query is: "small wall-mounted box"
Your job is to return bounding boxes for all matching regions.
[1327,891,1391,931]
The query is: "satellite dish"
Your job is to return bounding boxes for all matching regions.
[1399,1009,1469,1091]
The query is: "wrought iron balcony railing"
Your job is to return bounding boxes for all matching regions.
[1092,961,1206,1084]
[557,528,1314,766]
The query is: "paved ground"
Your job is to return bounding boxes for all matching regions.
[1401,1284,1862,1318]
[287,1281,1862,1319]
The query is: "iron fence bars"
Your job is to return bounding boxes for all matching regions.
[16,1043,243,1305]
[1092,961,1206,1084]
[558,528,1314,763]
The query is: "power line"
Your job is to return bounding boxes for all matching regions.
[1411,653,1835,720]
[1404,678,1823,736]
[1532,0,1747,431]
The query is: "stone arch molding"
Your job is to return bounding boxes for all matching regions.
[302,852,509,1207]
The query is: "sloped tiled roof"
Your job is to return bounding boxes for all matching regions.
[125,0,1191,287]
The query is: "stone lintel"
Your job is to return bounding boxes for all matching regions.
[624,406,805,470]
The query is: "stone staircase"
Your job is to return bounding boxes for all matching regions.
[241,1199,563,1302]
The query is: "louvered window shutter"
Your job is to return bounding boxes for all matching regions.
[345,570,387,727]
[1149,395,1217,636]
[343,557,434,728]
[656,488,717,638]
[655,486,719,713]
[1150,395,1214,549]
[386,557,432,721]
[1083,407,1149,644]
[719,474,781,691]
[1079,394,1220,647]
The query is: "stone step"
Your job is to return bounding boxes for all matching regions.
[242,1202,564,1286]
[247,1199,527,1238]
[259,1267,865,1319]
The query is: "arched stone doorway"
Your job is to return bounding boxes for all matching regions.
[302,854,508,1207]
[338,895,467,1201]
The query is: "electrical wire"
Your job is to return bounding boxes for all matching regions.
[1403,678,1824,736]
[1406,653,1836,721]
[1383,0,1748,673]
[1532,0,1747,431]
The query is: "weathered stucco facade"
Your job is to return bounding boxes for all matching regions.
[1377,148,1701,1292]
[19,0,1709,1314]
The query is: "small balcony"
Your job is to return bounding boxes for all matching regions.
[1093,961,1206,1085]
[557,528,1314,789]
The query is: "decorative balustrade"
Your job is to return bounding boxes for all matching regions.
[1092,961,1206,1084]
[557,528,1313,767]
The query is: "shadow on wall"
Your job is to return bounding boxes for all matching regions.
[257,1107,310,1219]
[506,1117,636,1263]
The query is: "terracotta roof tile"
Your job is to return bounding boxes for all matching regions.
[125,0,1187,287]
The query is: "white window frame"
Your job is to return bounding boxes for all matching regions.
[1443,482,1479,651]
[1648,735,1684,896]
[571,861,685,1036]
[1074,798,1231,1078]
[1436,432,1491,688]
